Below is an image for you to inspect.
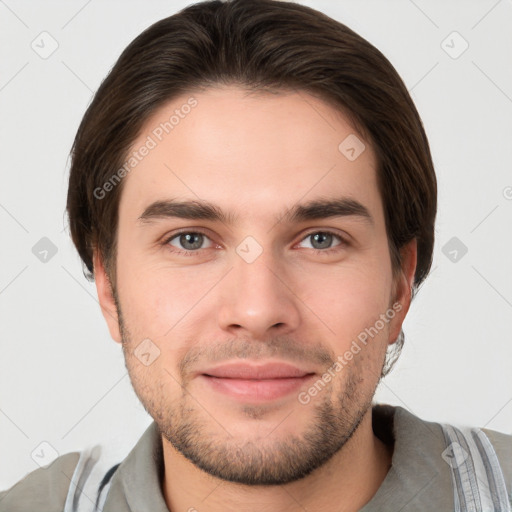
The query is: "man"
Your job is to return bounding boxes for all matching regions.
[1,0,510,511]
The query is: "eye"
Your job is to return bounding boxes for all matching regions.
[297,231,346,252]
[162,229,347,256]
[166,231,214,253]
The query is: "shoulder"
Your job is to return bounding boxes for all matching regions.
[438,420,512,510]
[0,443,122,512]
[0,451,81,511]
[481,426,512,488]
[374,405,511,509]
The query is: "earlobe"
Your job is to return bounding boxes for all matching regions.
[93,250,122,343]
[388,239,418,343]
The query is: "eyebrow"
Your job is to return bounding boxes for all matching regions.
[137,197,374,226]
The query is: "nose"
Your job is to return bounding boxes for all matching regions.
[217,248,302,339]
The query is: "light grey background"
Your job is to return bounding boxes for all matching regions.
[1,0,511,490]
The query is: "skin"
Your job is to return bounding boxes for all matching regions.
[94,85,416,512]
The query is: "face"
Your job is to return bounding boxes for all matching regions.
[95,85,415,486]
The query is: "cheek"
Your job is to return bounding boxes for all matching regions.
[116,259,215,342]
[300,263,392,343]
[123,351,178,424]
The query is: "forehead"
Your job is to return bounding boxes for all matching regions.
[118,85,382,226]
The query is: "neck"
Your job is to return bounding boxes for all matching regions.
[161,407,393,512]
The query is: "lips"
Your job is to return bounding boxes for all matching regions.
[198,362,316,402]
[201,362,313,380]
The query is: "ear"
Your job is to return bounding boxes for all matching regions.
[93,250,122,344]
[387,239,417,344]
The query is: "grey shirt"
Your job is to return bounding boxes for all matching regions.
[1,404,511,511]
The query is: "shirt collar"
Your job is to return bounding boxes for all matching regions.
[361,404,452,511]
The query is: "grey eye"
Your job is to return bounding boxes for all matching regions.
[299,232,341,250]
[310,232,333,249]
[169,232,209,251]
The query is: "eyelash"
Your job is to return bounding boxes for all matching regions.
[161,229,349,257]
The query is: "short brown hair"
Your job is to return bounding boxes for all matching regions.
[66,0,437,375]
